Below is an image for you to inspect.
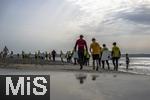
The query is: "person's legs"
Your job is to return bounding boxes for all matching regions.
[74,58,77,65]
[84,57,87,66]
[102,61,105,69]
[62,58,64,62]
[116,58,119,71]
[84,56,87,65]
[106,60,110,70]
[93,54,99,70]
[126,62,129,70]
[99,57,101,68]
[52,55,55,61]
[54,55,55,61]
[92,55,96,70]
[78,50,84,70]
[69,56,72,63]
[93,60,95,70]
[96,55,99,71]
[96,59,99,71]
[61,58,63,63]
[112,58,116,70]
[78,51,82,69]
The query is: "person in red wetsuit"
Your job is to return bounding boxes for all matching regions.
[74,35,88,70]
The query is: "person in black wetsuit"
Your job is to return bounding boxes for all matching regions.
[51,50,56,61]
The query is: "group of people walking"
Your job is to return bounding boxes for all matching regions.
[0,35,130,71]
[74,35,121,71]
[0,46,9,58]
[0,47,58,62]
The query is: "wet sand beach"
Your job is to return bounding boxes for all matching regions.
[0,65,150,100]
[0,62,132,74]
[0,58,148,75]
[0,59,150,100]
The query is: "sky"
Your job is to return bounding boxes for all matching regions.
[0,0,150,54]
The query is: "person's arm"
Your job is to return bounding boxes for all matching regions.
[89,44,92,53]
[111,48,113,57]
[85,41,88,52]
[119,48,121,58]
[98,44,101,52]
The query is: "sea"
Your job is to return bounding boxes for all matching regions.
[119,57,150,75]
[60,56,150,75]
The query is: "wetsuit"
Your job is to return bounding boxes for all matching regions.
[90,42,101,70]
[52,50,56,61]
[75,38,88,69]
[112,46,121,71]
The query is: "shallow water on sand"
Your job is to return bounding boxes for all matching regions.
[119,57,150,75]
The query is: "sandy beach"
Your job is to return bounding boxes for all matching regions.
[0,62,131,74]
[0,58,150,100]
[0,58,148,75]
[0,64,150,100]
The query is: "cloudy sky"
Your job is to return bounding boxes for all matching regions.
[0,0,150,53]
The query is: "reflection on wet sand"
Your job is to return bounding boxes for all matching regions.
[0,68,149,100]
[75,73,100,84]
[75,73,87,84]
[113,74,117,78]
[91,75,99,81]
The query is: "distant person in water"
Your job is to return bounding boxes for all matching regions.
[66,51,69,62]
[41,52,45,60]
[126,53,130,70]
[17,53,20,58]
[90,38,101,71]
[22,51,25,59]
[85,52,90,66]
[66,51,72,63]
[52,50,56,61]
[60,51,64,63]
[10,51,14,58]
[3,46,9,58]
[72,50,78,65]
[38,50,41,59]
[101,44,110,70]
[45,52,48,60]
[74,35,88,70]
[35,52,38,59]
[49,52,51,61]
[0,51,3,59]
[112,42,121,71]
[68,51,72,63]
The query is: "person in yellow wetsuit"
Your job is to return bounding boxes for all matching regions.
[112,42,121,71]
[90,38,102,71]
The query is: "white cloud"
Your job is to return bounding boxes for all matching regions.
[1,0,150,53]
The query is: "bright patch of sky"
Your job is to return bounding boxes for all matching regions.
[0,0,150,53]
